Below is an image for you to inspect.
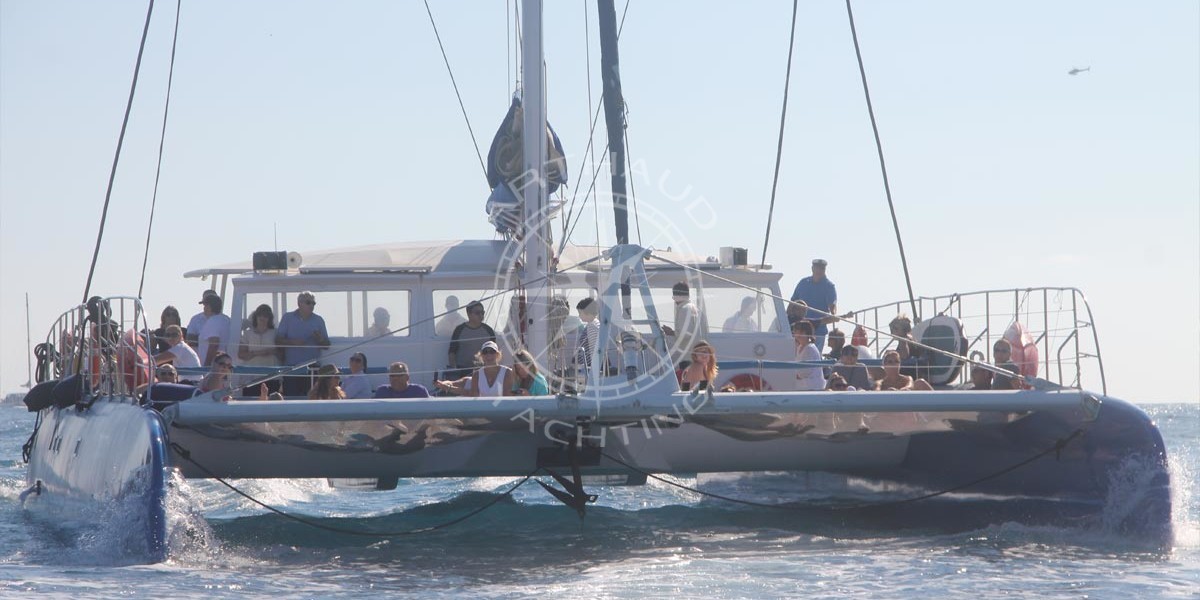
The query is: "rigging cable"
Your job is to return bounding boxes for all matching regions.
[81,0,157,303]
[422,0,488,183]
[845,0,918,321]
[137,0,183,299]
[584,1,602,254]
[557,0,632,252]
[758,0,799,271]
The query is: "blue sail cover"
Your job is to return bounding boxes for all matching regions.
[485,97,568,235]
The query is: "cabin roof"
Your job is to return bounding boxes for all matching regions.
[182,240,741,279]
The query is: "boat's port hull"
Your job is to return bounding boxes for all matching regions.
[23,400,169,562]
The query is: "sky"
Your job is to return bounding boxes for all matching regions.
[1,0,1197,403]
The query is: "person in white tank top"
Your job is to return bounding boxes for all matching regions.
[472,341,514,397]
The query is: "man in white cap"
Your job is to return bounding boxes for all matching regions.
[790,258,838,351]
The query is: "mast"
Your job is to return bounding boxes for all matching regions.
[597,0,632,319]
[24,292,32,388]
[520,0,551,361]
[597,0,628,246]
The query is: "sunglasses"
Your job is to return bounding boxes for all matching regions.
[481,348,498,354]
[350,357,363,363]
[216,361,233,368]
[470,310,485,316]
[301,301,316,306]
[832,383,848,389]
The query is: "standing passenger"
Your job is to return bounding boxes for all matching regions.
[276,291,330,396]
[662,282,708,368]
[435,295,468,337]
[185,290,218,349]
[238,303,279,396]
[195,293,232,366]
[790,259,838,351]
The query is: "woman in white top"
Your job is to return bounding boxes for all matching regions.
[340,352,373,399]
[238,304,280,396]
[793,320,826,391]
[471,341,514,397]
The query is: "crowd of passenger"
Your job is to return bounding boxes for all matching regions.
[146,257,1028,401]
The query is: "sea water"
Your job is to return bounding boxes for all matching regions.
[0,403,1196,598]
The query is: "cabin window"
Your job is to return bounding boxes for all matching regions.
[360,290,411,338]
[705,287,778,333]
[271,290,410,338]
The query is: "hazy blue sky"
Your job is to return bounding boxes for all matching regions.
[1,1,1197,402]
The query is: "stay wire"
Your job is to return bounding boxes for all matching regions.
[758,0,799,271]
[601,428,1084,512]
[82,0,157,303]
[558,0,632,248]
[423,0,488,183]
[844,0,918,321]
[137,0,183,299]
[171,442,539,537]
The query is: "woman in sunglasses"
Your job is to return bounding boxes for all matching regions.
[471,341,514,398]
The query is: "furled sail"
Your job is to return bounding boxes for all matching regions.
[485,96,568,236]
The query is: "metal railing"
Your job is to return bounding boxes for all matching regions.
[847,287,1106,394]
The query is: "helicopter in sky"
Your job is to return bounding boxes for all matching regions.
[1068,66,1092,76]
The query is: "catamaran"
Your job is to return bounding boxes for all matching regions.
[18,1,1172,563]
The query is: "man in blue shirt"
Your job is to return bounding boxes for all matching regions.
[276,291,330,396]
[790,258,838,351]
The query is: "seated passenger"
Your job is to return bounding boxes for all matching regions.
[375,361,430,398]
[154,325,201,370]
[968,364,993,390]
[151,305,183,354]
[876,350,933,391]
[199,352,235,394]
[722,296,759,333]
[833,345,875,391]
[511,349,549,395]
[366,307,392,338]
[825,328,846,361]
[792,321,826,391]
[471,341,514,397]
[680,340,718,392]
[826,373,850,391]
[155,363,178,384]
[889,314,924,362]
[991,340,1023,390]
[308,364,346,400]
[340,352,372,399]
